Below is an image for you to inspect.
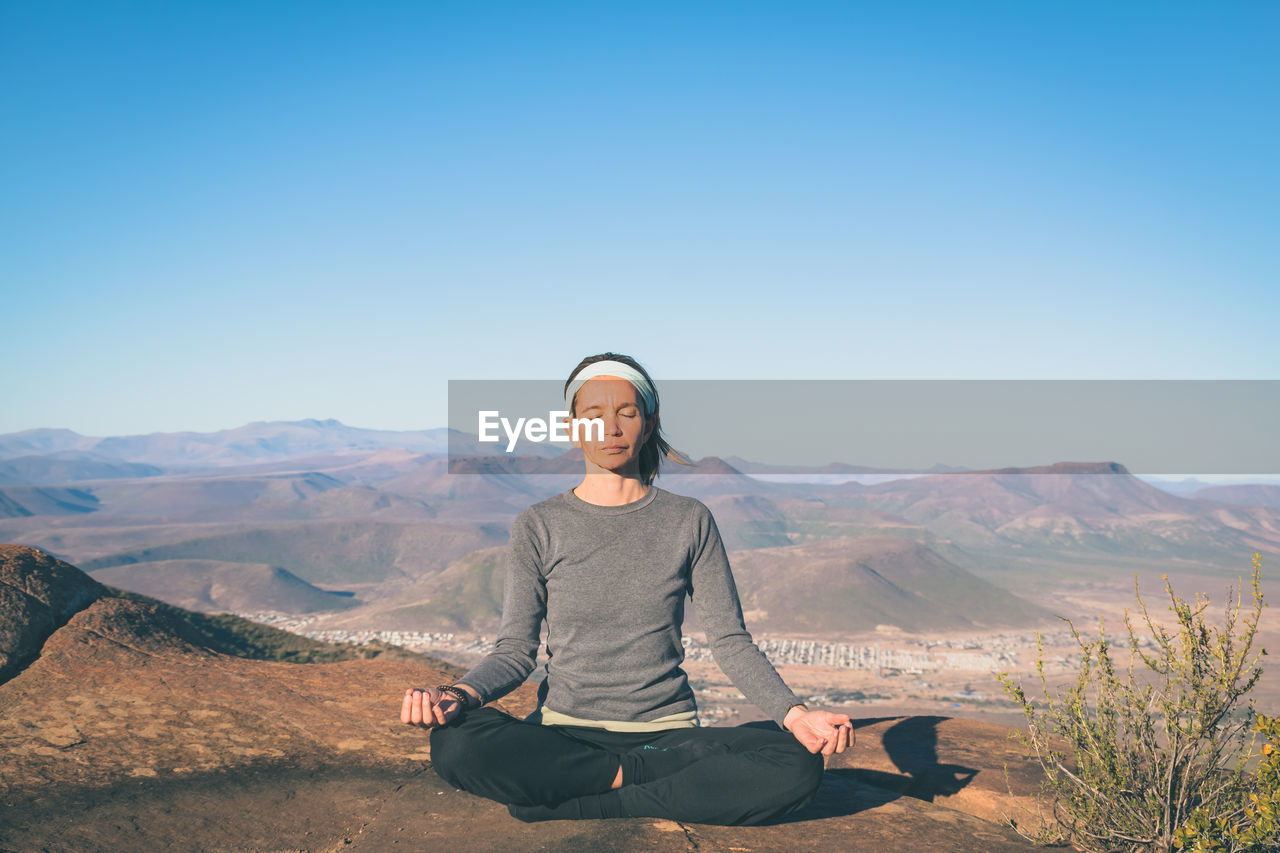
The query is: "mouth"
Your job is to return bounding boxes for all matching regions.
[601,445,627,453]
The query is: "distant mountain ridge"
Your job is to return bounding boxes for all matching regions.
[0,486,100,518]
[89,559,360,615]
[725,456,969,476]
[4,450,1279,614]
[4,420,1280,631]
[0,420,457,470]
[1191,483,1280,509]
[0,453,163,485]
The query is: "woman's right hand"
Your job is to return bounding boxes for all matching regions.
[401,688,463,729]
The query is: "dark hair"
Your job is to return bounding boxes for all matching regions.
[564,352,692,486]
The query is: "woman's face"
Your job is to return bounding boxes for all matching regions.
[570,376,653,475]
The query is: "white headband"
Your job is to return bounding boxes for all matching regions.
[564,360,657,415]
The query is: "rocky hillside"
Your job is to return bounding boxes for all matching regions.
[88,558,360,614]
[0,543,107,682]
[0,543,1048,852]
[726,535,1051,633]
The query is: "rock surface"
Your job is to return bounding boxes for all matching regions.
[0,545,1046,851]
[0,543,105,683]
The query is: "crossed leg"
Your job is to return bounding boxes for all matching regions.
[429,707,621,806]
[428,707,824,826]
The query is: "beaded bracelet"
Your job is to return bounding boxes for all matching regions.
[437,684,477,710]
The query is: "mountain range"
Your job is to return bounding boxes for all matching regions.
[2,420,1278,636]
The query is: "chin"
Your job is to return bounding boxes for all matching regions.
[589,455,637,472]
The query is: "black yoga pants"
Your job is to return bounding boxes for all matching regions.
[428,706,825,826]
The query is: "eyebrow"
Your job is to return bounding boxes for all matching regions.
[578,401,639,413]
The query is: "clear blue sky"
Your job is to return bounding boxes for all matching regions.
[2,0,1276,436]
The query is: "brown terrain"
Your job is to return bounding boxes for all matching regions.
[1,544,1049,852]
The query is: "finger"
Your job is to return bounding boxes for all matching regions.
[427,695,445,728]
[427,692,448,728]
[401,690,413,724]
[424,686,440,722]
[410,690,426,726]
[836,725,850,754]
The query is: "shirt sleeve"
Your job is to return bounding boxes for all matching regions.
[454,508,547,705]
[686,503,803,727]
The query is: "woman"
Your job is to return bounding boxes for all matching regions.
[400,353,853,825]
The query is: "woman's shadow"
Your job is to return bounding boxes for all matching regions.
[764,715,979,823]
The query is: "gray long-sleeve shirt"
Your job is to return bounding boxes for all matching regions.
[456,486,803,726]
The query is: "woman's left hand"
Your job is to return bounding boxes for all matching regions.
[783,706,854,756]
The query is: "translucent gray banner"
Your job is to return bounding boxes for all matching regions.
[447,380,1280,475]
